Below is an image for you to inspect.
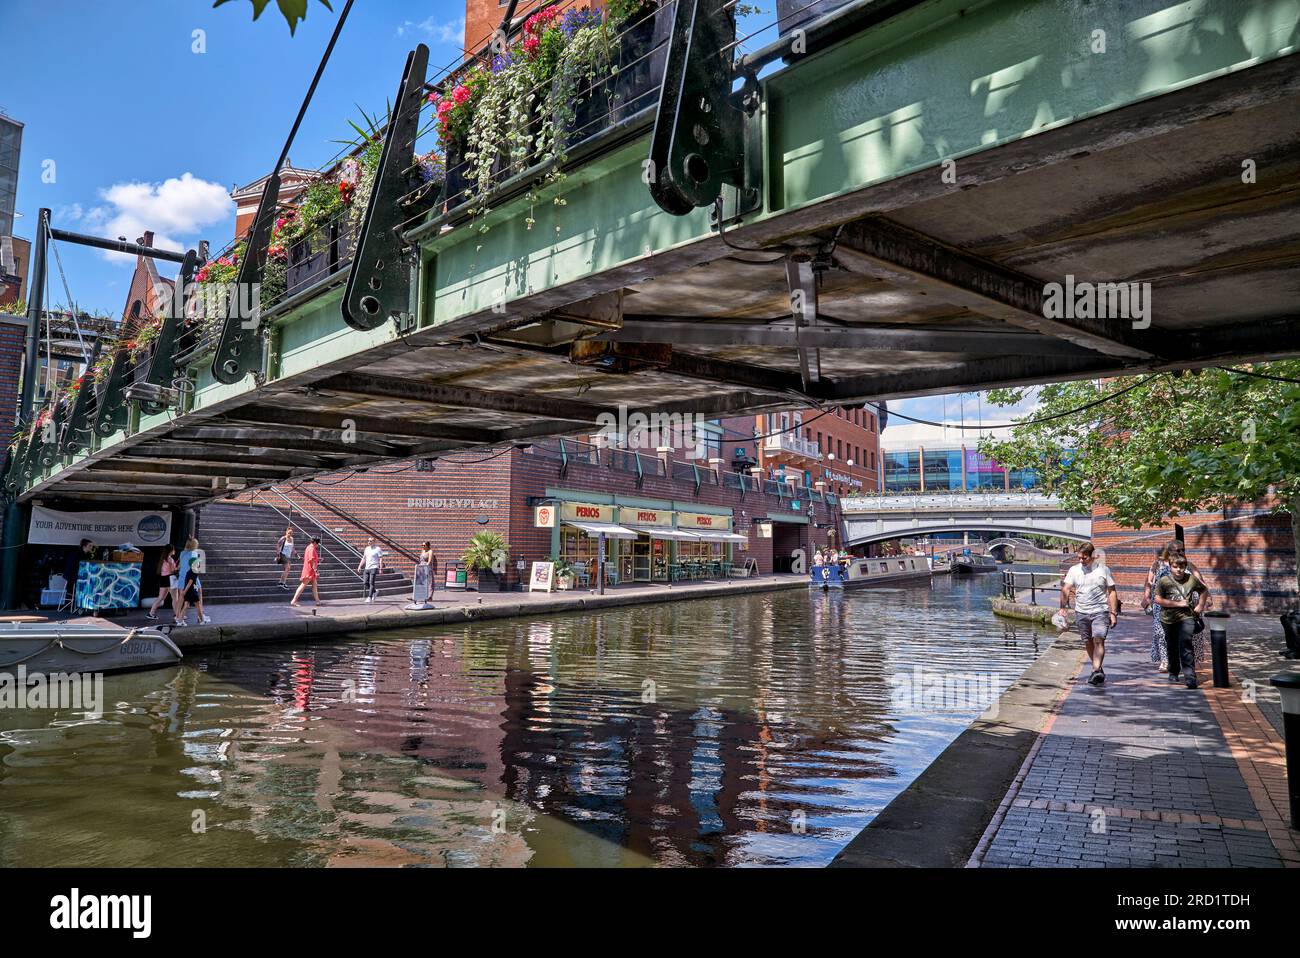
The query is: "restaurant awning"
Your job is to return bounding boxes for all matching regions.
[689,530,749,544]
[626,526,700,541]
[566,521,639,540]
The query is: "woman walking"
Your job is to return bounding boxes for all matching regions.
[146,545,179,621]
[276,526,297,589]
[290,536,322,607]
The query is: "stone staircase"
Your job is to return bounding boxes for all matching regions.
[195,502,410,604]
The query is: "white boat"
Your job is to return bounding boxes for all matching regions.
[811,555,932,590]
[0,620,183,674]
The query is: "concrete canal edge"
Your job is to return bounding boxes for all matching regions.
[830,631,1085,868]
[990,595,1056,625]
[161,576,811,651]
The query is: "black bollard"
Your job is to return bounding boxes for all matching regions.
[1269,673,1300,830]
[1206,611,1231,688]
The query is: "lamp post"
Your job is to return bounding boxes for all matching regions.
[1269,672,1300,830]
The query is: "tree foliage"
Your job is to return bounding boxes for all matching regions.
[213,0,333,35]
[980,363,1300,590]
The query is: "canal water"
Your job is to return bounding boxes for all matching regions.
[0,570,1056,867]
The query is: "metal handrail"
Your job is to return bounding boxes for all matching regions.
[290,484,420,564]
[249,488,364,579]
[1001,569,1063,603]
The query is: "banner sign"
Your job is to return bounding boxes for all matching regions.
[529,561,556,592]
[29,506,172,547]
[678,511,731,531]
[535,505,557,528]
[560,502,614,523]
[624,507,672,526]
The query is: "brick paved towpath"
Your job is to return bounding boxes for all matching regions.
[970,617,1299,868]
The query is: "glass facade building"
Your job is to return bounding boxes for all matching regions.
[881,445,1042,492]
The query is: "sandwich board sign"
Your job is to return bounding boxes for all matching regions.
[529,561,555,592]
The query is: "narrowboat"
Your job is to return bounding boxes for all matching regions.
[810,555,932,590]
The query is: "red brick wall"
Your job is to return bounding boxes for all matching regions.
[1092,504,1298,614]
[465,0,544,54]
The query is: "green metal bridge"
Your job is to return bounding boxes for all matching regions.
[6,0,1300,516]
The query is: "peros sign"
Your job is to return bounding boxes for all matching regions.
[560,502,614,523]
[678,512,731,531]
[627,508,671,526]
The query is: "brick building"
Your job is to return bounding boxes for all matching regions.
[464,0,543,53]
[231,163,322,241]
[1092,503,1298,614]
[0,313,25,449]
[246,439,842,589]
[719,404,884,497]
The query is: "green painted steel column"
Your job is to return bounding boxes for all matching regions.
[0,499,30,611]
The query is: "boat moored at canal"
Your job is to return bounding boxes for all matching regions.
[952,555,1000,574]
[0,620,183,674]
[810,555,932,590]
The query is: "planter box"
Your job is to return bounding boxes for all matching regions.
[333,216,356,268]
[286,224,332,296]
[553,71,612,152]
[611,1,674,123]
[475,569,505,592]
[443,141,510,212]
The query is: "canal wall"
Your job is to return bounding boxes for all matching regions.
[989,595,1055,625]
[155,575,813,651]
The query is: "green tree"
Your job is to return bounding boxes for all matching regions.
[213,0,333,35]
[979,363,1300,594]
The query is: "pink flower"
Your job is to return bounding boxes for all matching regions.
[452,84,472,106]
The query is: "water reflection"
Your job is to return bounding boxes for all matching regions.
[0,572,1049,867]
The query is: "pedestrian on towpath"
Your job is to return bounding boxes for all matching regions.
[1154,555,1212,689]
[146,545,178,620]
[175,537,212,626]
[357,537,385,603]
[290,536,322,608]
[276,526,297,590]
[1061,541,1118,685]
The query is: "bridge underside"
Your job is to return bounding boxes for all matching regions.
[22,0,1300,508]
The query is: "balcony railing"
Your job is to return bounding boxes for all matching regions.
[764,432,822,460]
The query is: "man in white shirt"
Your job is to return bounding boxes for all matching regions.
[1061,541,1118,685]
[357,537,385,603]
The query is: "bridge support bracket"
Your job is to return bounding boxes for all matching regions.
[342,44,430,333]
[649,0,761,218]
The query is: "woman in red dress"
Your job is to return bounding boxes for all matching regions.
[290,536,322,607]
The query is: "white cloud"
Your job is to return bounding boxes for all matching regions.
[397,16,465,45]
[78,173,232,265]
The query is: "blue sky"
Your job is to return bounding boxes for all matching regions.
[3,0,1033,426]
[5,0,469,312]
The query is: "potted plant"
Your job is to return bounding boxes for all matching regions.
[283,179,345,294]
[462,531,510,592]
[553,557,576,590]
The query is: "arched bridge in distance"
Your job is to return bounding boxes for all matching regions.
[839,492,1092,547]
